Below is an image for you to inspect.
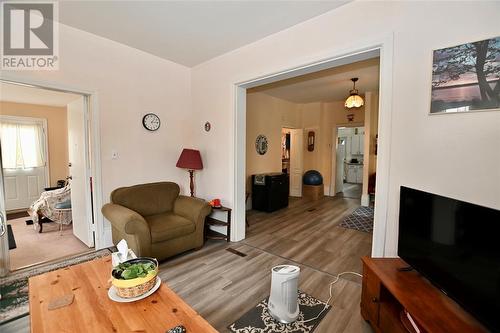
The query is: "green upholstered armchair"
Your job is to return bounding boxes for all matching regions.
[101,182,212,261]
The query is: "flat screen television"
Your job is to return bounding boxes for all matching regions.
[398,186,500,332]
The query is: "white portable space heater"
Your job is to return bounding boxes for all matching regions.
[268,265,300,323]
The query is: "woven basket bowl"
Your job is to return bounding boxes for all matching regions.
[111,257,159,298]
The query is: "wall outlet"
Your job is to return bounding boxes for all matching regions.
[111,150,118,160]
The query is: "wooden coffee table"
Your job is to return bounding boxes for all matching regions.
[29,256,217,332]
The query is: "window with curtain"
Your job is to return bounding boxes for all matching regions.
[1,121,46,169]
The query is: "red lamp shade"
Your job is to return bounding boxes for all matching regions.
[176,149,203,170]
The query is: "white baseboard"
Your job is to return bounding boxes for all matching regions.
[361,194,370,207]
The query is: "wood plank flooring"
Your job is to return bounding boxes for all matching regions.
[159,196,373,332]
[244,197,372,276]
[1,196,373,333]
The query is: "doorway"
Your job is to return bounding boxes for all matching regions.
[0,81,96,272]
[282,128,303,197]
[334,125,365,199]
[234,41,393,257]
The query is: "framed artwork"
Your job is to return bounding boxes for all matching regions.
[255,135,268,155]
[430,36,500,114]
[307,131,315,151]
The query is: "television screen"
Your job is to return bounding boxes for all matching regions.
[398,186,500,332]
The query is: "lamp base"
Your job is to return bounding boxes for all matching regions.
[189,170,195,197]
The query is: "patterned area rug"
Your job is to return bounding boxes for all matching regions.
[228,291,331,333]
[339,206,374,233]
[0,248,112,324]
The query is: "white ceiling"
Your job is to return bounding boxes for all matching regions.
[249,57,380,103]
[0,83,82,107]
[58,1,350,67]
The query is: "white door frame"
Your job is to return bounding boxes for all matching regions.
[0,115,50,190]
[233,34,394,257]
[330,122,364,196]
[0,78,105,272]
[288,128,304,197]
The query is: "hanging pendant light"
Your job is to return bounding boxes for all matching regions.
[344,77,364,109]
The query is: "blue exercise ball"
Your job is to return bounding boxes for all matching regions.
[303,170,323,185]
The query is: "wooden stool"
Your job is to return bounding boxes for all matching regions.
[303,184,324,201]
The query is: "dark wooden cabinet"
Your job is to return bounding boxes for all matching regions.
[360,257,488,333]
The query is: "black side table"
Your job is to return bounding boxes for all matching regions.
[205,206,231,242]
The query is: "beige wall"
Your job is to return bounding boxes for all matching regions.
[246,92,299,191]
[322,100,366,193]
[4,1,499,254]
[299,102,322,178]
[0,101,69,187]
[192,1,500,253]
[2,22,192,247]
[246,92,371,195]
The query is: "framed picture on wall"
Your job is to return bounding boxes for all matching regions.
[430,36,500,114]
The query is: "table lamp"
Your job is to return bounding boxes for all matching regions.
[176,149,203,197]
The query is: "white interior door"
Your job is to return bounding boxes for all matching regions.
[336,141,345,194]
[1,116,49,211]
[4,168,46,210]
[67,97,94,247]
[289,129,303,197]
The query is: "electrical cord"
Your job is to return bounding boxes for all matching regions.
[299,271,363,323]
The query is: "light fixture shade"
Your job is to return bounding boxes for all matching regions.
[345,77,364,109]
[345,94,364,108]
[176,149,203,170]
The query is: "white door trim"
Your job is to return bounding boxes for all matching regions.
[233,34,394,257]
[289,128,304,197]
[330,123,365,196]
[0,77,105,252]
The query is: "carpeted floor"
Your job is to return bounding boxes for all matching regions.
[7,217,91,270]
[0,248,112,324]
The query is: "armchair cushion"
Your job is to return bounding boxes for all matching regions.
[110,182,180,216]
[145,213,195,243]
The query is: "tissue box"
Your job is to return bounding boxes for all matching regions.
[112,249,137,267]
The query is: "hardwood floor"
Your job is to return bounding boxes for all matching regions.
[336,183,362,199]
[1,196,373,333]
[159,196,373,332]
[244,196,372,277]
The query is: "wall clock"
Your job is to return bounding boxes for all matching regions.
[255,135,268,155]
[142,113,161,131]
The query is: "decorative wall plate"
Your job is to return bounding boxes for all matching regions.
[255,135,268,155]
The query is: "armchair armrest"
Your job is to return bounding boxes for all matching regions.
[101,203,152,256]
[173,196,212,229]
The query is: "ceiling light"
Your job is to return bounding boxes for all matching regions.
[344,78,364,109]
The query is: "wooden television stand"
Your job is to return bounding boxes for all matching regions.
[360,256,487,333]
